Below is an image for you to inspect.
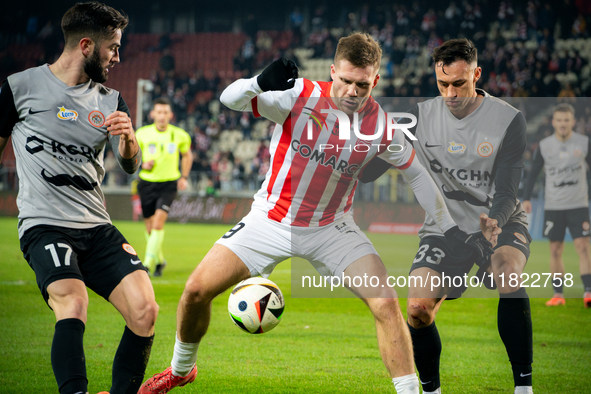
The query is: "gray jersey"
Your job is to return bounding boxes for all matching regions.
[6,65,120,237]
[412,91,528,238]
[538,133,589,210]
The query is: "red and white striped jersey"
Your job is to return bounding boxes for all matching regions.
[220,77,451,230]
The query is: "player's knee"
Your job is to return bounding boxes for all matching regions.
[183,276,215,306]
[141,299,159,328]
[406,302,435,328]
[549,246,562,259]
[573,239,590,254]
[367,297,401,322]
[129,299,159,333]
[52,294,88,321]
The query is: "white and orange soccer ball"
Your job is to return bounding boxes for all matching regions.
[228,277,285,334]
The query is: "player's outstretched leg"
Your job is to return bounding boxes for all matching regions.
[108,270,159,393]
[493,246,533,394]
[139,244,251,393]
[344,255,419,394]
[406,268,447,394]
[46,279,90,394]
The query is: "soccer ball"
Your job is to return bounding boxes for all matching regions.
[228,277,285,334]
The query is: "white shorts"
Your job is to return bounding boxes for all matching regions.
[215,209,378,277]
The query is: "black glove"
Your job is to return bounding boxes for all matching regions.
[444,225,494,261]
[444,226,496,290]
[257,58,299,92]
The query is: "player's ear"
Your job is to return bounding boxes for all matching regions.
[80,38,94,57]
[330,63,336,80]
[473,66,482,83]
[372,73,380,89]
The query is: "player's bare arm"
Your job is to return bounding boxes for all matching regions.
[521,200,532,214]
[178,149,193,191]
[480,213,501,247]
[106,110,139,159]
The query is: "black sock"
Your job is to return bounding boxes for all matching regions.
[498,288,533,387]
[110,326,154,394]
[581,274,591,293]
[52,318,87,394]
[408,322,441,392]
[552,278,563,295]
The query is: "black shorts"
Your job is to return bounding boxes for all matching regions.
[137,179,178,218]
[409,222,531,299]
[20,224,147,304]
[543,208,590,241]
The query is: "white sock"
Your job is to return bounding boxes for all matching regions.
[392,373,420,394]
[171,333,199,377]
[423,388,441,394]
[514,386,533,394]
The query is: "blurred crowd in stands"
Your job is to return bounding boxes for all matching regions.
[1,0,591,202]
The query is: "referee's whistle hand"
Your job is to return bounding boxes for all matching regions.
[142,160,154,171]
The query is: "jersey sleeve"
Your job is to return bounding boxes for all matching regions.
[522,145,544,201]
[376,126,416,169]
[220,76,303,124]
[398,158,457,232]
[358,104,420,183]
[117,93,131,117]
[179,129,192,154]
[358,156,393,183]
[0,81,19,138]
[489,112,527,227]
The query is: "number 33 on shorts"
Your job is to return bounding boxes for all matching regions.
[413,243,446,265]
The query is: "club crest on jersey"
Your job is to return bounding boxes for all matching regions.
[122,243,137,255]
[57,106,78,121]
[88,110,105,127]
[514,232,527,244]
[477,142,493,157]
[148,144,157,155]
[447,141,466,154]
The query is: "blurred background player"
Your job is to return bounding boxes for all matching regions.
[523,103,591,308]
[139,33,493,394]
[360,38,533,394]
[136,97,193,276]
[0,3,158,393]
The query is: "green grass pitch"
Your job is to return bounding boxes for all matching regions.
[0,217,589,393]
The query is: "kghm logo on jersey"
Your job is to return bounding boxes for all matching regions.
[57,106,78,121]
[447,141,466,154]
[477,142,493,157]
[88,110,105,127]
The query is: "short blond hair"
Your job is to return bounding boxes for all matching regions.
[334,32,382,70]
